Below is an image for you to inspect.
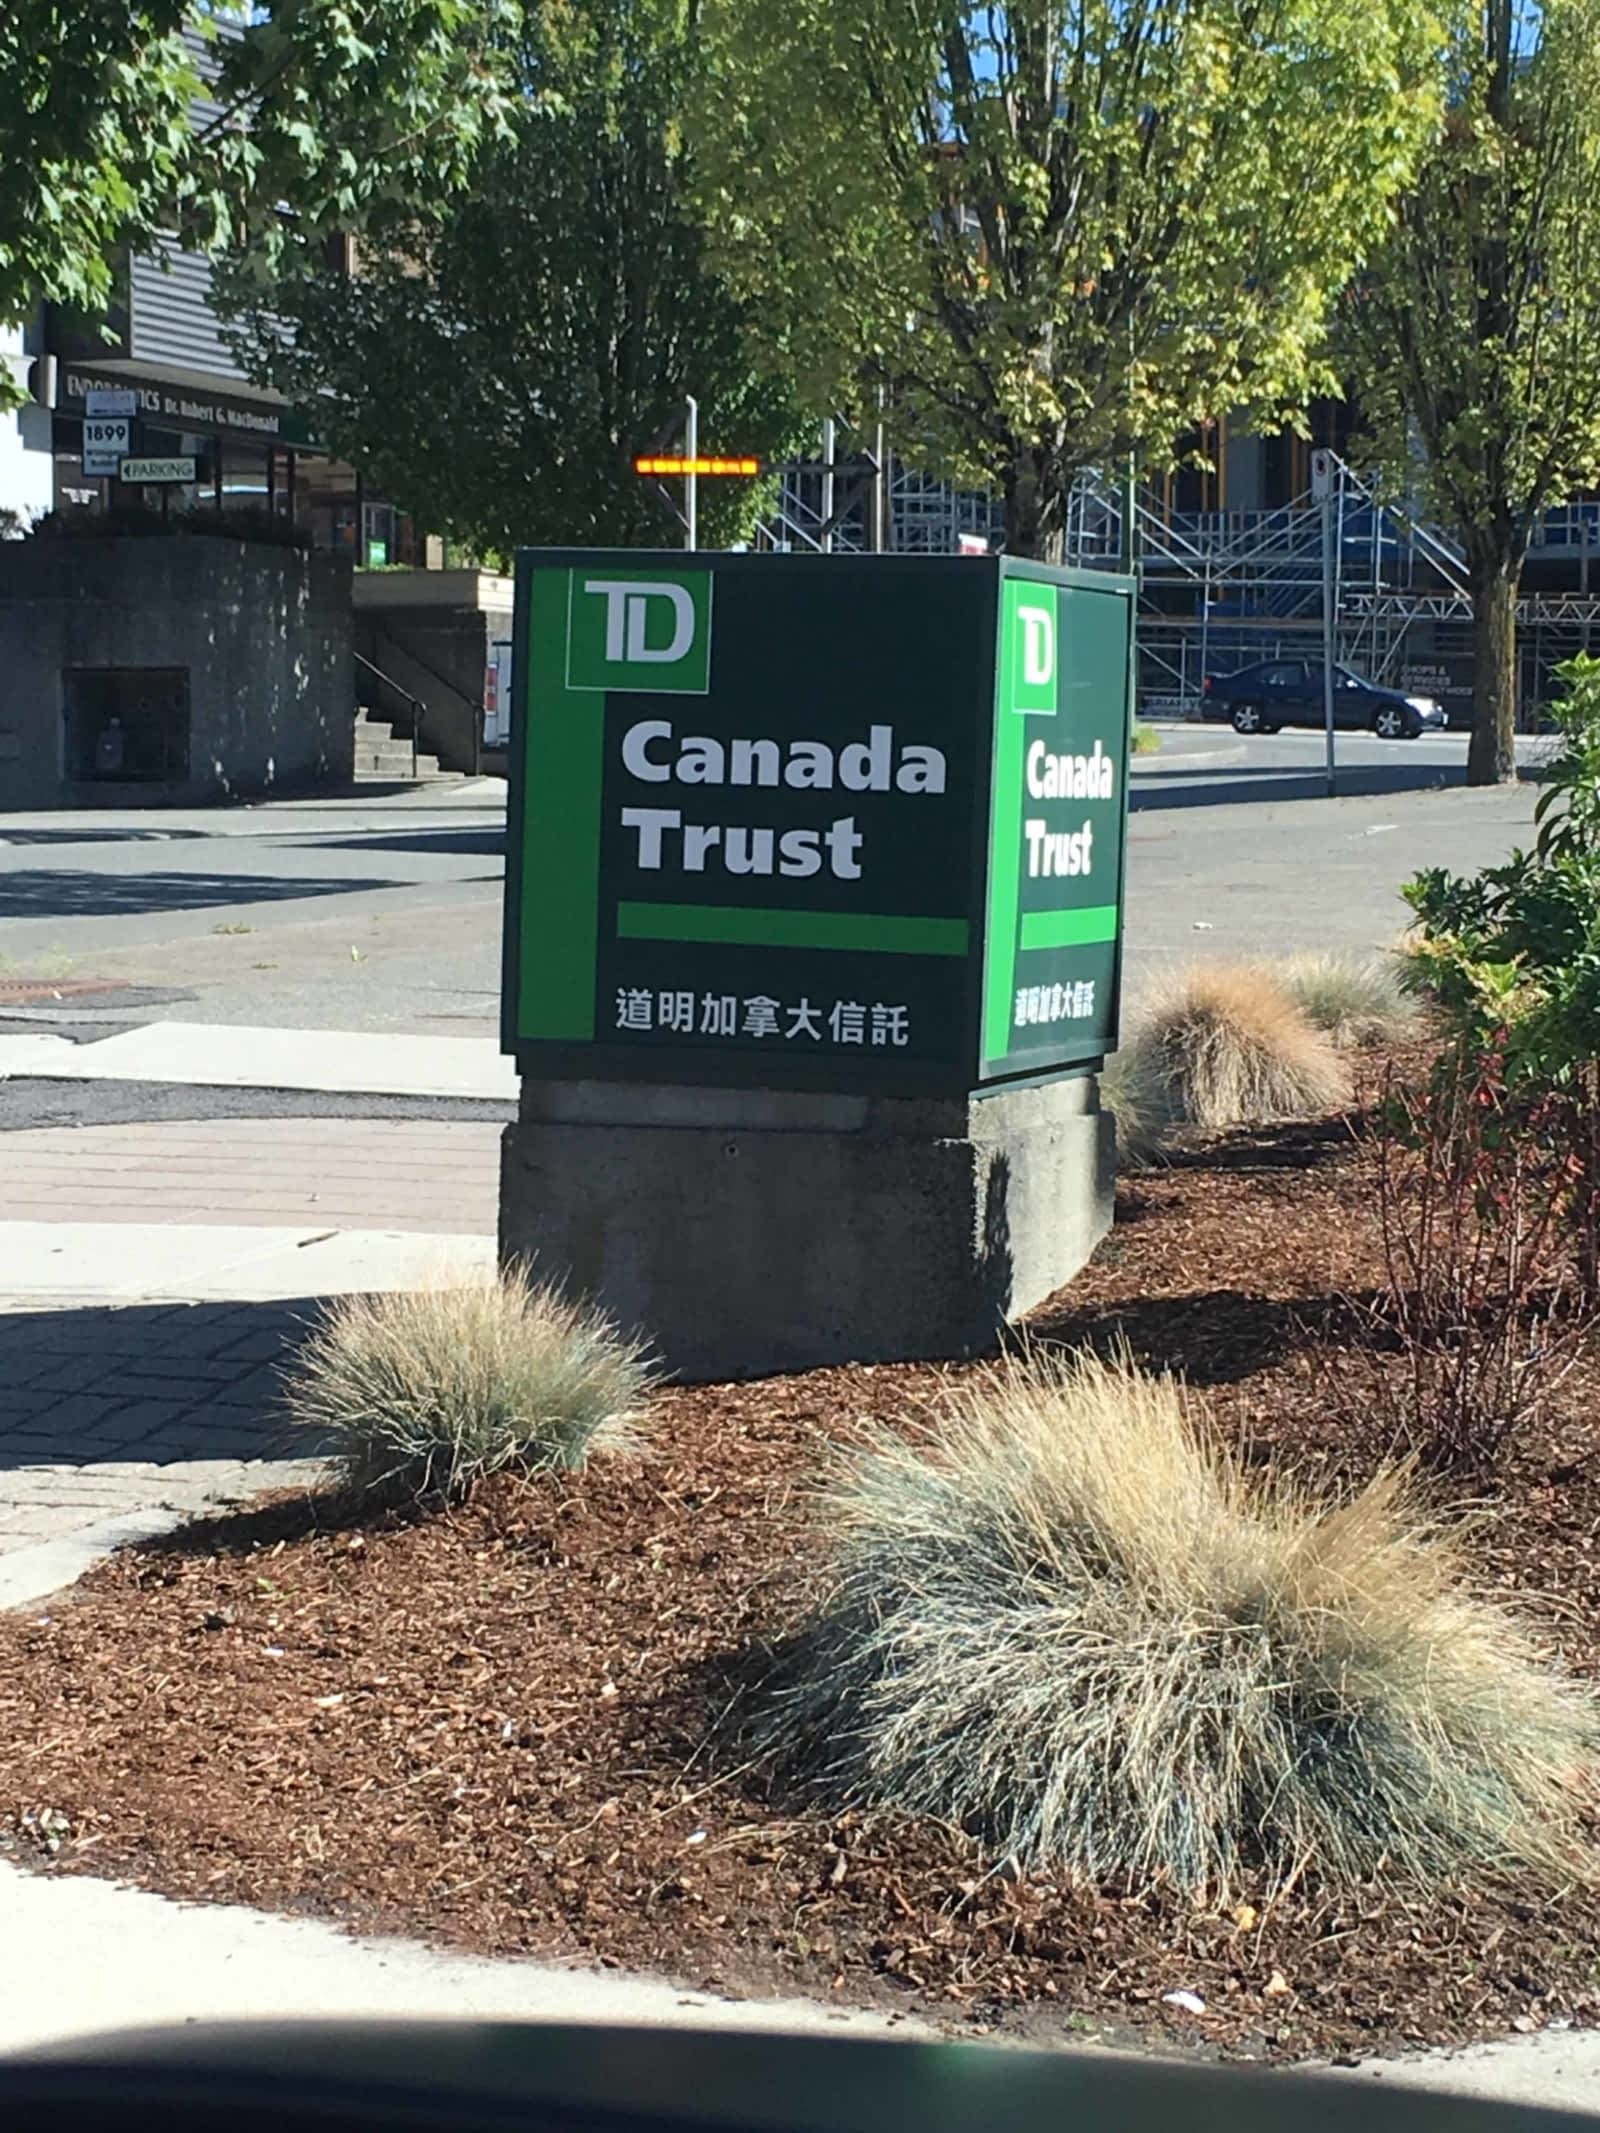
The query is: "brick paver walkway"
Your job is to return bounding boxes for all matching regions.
[0,1297,325,1554]
[0,1114,502,1569]
[0,1118,501,1233]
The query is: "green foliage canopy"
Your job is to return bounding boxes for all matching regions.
[1344,0,1600,783]
[694,0,1439,555]
[227,0,802,554]
[0,1,517,380]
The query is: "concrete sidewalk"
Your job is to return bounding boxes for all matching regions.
[2,1858,1599,2109]
[0,1022,517,1101]
[0,1860,909,2055]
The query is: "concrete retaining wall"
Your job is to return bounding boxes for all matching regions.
[0,535,353,809]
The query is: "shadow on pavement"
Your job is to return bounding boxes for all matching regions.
[0,828,209,846]
[0,1298,330,1472]
[0,870,397,919]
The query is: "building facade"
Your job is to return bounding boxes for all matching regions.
[1,236,420,564]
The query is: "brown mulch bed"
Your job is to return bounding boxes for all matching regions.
[4,1084,1600,2066]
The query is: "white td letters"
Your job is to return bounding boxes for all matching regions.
[1019,602,1055,689]
[585,579,696,664]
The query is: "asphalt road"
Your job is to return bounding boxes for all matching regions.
[0,737,1540,1048]
[1123,723,1540,980]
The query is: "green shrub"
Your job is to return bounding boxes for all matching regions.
[1131,720,1161,756]
[1278,951,1416,1050]
[1404,652,1600,1290]
[284,1268,655,1502]
[755,1353,1597,1896]
[1110,965,1349,1149]
[1354,1050,1586,1476]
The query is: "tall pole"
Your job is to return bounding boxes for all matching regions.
[685,395,698,553]
[1120,451,1137,573]
[873,387,887,554]
[1319,454,1337,797]
[821,416,836,554]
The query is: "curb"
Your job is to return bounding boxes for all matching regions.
[1130,733,1247,773]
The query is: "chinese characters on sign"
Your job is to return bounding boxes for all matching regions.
[617,990,911,1047]
[1013,981,1096,1029]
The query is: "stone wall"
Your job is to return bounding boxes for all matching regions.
[0,535,352,809]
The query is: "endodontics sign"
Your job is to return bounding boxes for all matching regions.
[504,553,1132,1093]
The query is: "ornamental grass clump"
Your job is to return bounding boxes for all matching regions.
[1278,950,1417,1050]
[284,1268,655,1502]
[1112,964,1350,1147]
[756,1352,1596,1896]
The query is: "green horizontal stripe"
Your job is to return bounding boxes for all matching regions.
[1019,903,1120,951]
[617,902,970,956]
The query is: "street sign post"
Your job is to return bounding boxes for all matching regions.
[499,551,1136,1377]
[503,552,1132,1094]
[84,388,138,419]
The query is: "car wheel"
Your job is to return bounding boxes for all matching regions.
[1371,706,1414,739]
[1231,703,1264,734]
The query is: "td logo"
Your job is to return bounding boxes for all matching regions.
[1003,580,1058,716]
[566,569,713,695]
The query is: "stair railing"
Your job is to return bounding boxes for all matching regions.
[353,650,422,779]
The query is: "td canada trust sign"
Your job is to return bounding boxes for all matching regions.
[504,552,1134,1094]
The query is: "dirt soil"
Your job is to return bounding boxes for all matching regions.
[5,1085,1600,2066]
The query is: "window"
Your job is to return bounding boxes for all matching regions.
[64,669,190,783]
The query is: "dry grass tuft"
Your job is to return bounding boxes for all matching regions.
[284,1266,655,1502]
[755,1352,1597,1896]
[1278,951,1417,1050]
[1097,1044,1169,1164]
[1112,965,1350,1146]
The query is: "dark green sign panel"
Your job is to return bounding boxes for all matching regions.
[504,551,1132,1094]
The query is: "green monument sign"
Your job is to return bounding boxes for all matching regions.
[504,552,1133,1096]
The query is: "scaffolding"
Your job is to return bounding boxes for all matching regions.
[759,438,1600,724]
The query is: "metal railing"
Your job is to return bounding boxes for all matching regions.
[366,628,487,776]
[353,650,421,780]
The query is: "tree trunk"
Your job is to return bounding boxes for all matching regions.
[1466,541,1521,785]
[1003,446,1065,563]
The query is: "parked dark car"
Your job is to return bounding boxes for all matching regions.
[1201,659,1447,738]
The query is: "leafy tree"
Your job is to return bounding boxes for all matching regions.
[1345,0,1600,784]
[0,0,517,399]
[226,0,800,553]
[693,0,1436,559]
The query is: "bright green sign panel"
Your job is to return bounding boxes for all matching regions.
[504,551,1132,1095]
[982,572,1130,1078]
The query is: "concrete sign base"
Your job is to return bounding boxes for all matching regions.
[498,1071,1112,1382]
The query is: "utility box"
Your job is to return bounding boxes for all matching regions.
[503,553,1132,1092]
[500,551,1134,1380]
